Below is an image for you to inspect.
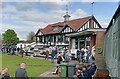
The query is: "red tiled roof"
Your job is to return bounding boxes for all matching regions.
[67,16,93,31]
[38,16,93,35]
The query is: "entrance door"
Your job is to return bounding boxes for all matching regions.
[79,38,85,49]
[86,37,90,46]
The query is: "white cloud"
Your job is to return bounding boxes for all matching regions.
[0,23,44,40]
[1,0,119,2]
[71,9,87,19]
[15,2,36,11]
[99,21,109,28]
[0,0,40,2]
[40,0,73,10]
[1,2,87,40]
[0,0,65,2]
[1,3,65,23]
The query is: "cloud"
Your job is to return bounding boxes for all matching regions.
[15,2,36,11]
[0,0,40,2]
[1,2,87,40]
[40,0,73,10]
[1,0,119,2]
[2,4,16,12]
[99,21,109,28]
[1,23,43,40]
[1,3,65,23]
[71,9,87,19]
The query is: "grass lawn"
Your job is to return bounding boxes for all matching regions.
[1,53,54,77]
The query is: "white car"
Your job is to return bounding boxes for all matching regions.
[33,48,45,57]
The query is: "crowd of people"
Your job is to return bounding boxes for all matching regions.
[74,62,97,79]
[1,46,20,55]
[1,45,32,57]
[41,46,70,64]
[47,45,96,65]
[76,46,96,64]
[48,45,97,77]
[49,46,70,64]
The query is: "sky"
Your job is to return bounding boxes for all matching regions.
[0,0,120,40]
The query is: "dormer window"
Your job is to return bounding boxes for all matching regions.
[53,26,63,31]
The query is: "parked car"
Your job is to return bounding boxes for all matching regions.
[33,47,45,57]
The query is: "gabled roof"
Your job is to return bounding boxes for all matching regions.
[36,16,101,35]
[107,5,120,31]
[67,16,93,31]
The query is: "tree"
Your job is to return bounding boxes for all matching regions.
[2,29,19,46]
[27,31,35,43]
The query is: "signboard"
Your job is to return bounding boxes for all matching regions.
[98,47,102,54]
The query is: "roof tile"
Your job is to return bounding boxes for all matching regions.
[38,16,93,35]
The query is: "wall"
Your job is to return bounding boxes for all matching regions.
[94,31,106,69]
[104,13,120,78]
[96,32,106,54]
[117,14,120,79]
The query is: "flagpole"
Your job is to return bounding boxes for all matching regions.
[91,2,94,16]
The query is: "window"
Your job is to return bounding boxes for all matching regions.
[53,26,62,31]
[66,27,69,32]
[84,24,88,29]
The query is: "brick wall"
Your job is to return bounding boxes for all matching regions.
[96,32,106,54]
[95,31,106,69]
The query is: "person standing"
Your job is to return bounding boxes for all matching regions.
[64,49,70,63]
[51,46,55,63]
[81,48,85,63]
[77,50,81,63]
[91,46,95,57]
[20,44,24,58]
[57,52,63,64]
[15,63,28,79]
[16,47,20,56]
[86,48,90,63]
[45,49,49,60]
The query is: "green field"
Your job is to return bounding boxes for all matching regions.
[1,53,54,77]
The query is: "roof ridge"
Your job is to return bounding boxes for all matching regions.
[45,16,93,26]
[68,16,93,22]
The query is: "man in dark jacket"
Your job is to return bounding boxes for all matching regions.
[82,66,89,79]
[15,63,28,79]
[87,63,97,79]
